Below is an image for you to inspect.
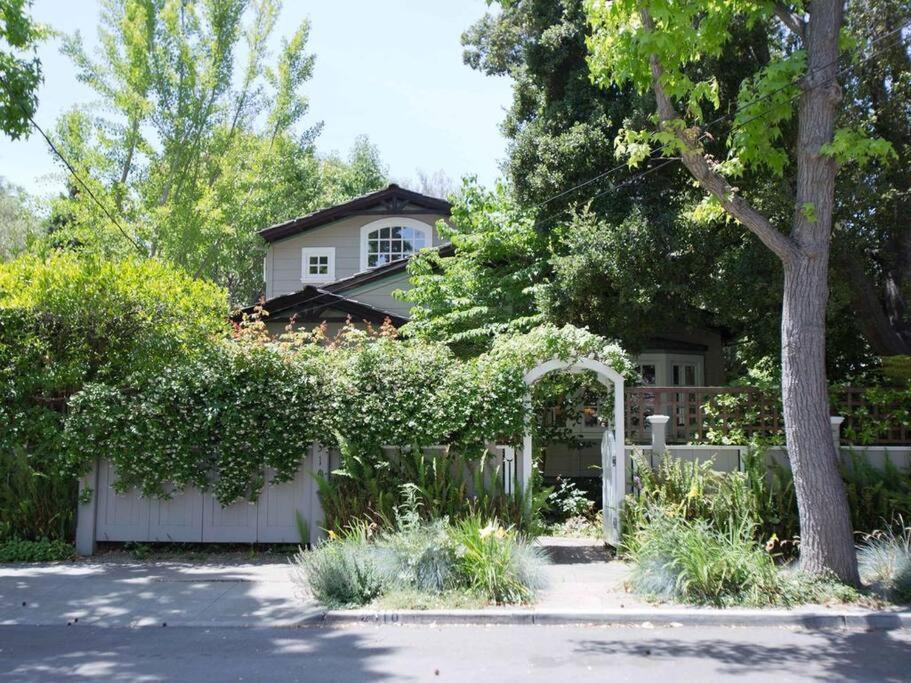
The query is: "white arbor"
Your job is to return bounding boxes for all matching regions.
[520,356,625,545]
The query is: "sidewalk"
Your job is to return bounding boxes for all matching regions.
[1,539,908,630]
[0,559,321,628]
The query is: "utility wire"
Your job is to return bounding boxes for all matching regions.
[530,17,911,216]
[532,19,910,230]
[0,72,145,254]
[264,18,911,316]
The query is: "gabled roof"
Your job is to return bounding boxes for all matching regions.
[236,286,409,326]
[259,183,452,243]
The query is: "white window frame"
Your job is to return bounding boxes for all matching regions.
[300,247,335,283]
[359,217,433,271]
[633,352,704,387]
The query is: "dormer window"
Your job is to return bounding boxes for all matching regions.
[360,217,432,271]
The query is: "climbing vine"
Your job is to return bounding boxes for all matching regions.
[61,322,633,506]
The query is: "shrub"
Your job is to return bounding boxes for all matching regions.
[291,522,391,608]
[858,526,911,603]
[622,453,767,554]
[448,516,547,604]
[291,505,549,608]
[0,254,227,541]
[374,486,456,592]
[627,509,781,606]
[546,477,596,522]
[0,538,75,562]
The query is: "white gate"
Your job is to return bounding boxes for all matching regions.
[520,356,625,546]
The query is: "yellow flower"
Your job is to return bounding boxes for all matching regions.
[327,530,337,540]
[479,523,497,539]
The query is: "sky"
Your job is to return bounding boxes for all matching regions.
[0,0,513,199]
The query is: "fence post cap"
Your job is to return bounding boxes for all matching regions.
[830,416,846,426]
[646,414,671,424]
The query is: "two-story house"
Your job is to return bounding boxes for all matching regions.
[246,183,728,389]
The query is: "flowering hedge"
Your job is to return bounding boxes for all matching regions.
[61,322,633,506]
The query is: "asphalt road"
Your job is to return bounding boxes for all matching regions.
[1,623,909,682]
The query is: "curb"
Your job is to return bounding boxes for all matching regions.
[318,608,911,631]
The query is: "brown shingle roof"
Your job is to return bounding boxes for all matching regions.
[259,184,452,243]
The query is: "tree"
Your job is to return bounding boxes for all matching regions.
[834,0,911,358]
[0,177,38,259]
[462,0,893,382]
[585,0,900,583]
[45,0,386,303]
[0,0,44,139]
[401,180,546,356]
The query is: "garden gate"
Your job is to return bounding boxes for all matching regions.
[521,356,625,546]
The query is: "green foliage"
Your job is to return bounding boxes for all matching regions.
[0,538,75,562]
[292,521,390,608]
[546,477,596,521]
[626,497,860,607]
[0,177,39,260]
[0,253,228,387]
[401,180,547,355]
[48,1,387,302]
[858,525,911,603]
[700,383,911,448]
[56,320,629,515]
[292,506,547,608]
[627,509,782,607]
[448,515,547,605]
[0,446,76,542]
[841,452,911,534]
[623,451,800,559]
[0,0,44,139]
[313,436,546,535]
[0,253,227,540]
[63,339,326,503]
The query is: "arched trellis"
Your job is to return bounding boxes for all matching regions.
[520,356,625,546]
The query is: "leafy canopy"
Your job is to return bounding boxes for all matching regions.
[0,0,44,139]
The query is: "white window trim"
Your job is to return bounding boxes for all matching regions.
[301,247,336,284]
[359,217,433,271]
[634,352,704,386]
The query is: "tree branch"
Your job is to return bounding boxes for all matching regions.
[774,3,806,42]
[639,8,799,265]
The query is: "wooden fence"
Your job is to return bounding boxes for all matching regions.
[623,386,911,445]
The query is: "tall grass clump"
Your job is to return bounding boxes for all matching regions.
[857,525,911,603]
[449,515,548,604]
[627,509,780,606]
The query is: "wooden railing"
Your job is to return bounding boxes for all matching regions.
[623,386,911,445]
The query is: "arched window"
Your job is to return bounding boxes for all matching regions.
[360,218,432,270]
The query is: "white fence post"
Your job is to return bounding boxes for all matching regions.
[830,415,845,453]
[74,459,99,556]
[647,415,670,466]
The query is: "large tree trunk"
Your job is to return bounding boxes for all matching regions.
[781,255,858,581]
[781,0,859,584]
[639,0,860,584]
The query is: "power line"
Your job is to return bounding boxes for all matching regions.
[0,73,145,254]
[530,17,911,216]
[532,19,910,230]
